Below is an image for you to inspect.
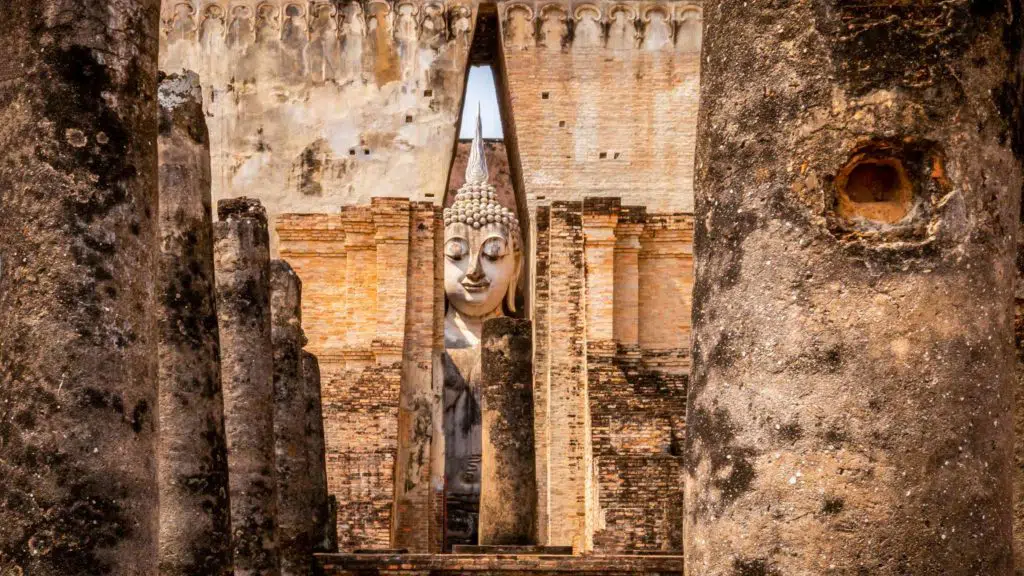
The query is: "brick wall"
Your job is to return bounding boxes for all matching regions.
[499,0,702,213]
[278,200,442,552]
[531,200,691,552]
[159,0,475,252]
[279,191,693,553]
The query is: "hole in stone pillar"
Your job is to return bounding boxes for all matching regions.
[614,152,620,159]
[424,89,433,97]
[599,152,608,159]
[406,115,414,123]
[541,92,550,99]
[836,156,913,224]
[559,120,565,127]
[349,148,356,156]
[363,148,370,155]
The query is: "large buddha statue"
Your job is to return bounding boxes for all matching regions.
[442,111,521,547]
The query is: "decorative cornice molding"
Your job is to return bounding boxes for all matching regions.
[498,0,702,52]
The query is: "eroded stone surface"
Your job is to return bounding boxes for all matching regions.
[302,351,332,553]
[479,317,536,545]
[270,260,314,576]
[214,198,280,575]
[0,2,161,573]
[687,3,1022,573]
[157,70,233,576]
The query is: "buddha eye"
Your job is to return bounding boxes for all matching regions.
[445,239,468,261]
[482,238,506,261]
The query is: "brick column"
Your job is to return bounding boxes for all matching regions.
[546,201,587,549]
[613,207,646,350]
[214,198,280,575]
[157,71,233,575]
[340,206,377,371]
[639,215,694,375]
[371,198,410,365]
[0,2,161,572]
[531,207,552,546]
[395,203,440,551]
[479,318,537,545]
[583,198,619,344]
[271,260,314,576]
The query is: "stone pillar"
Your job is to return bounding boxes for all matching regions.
[479,318,537,545]
[303,351,332,553]
[213,198,280,575]
[271,260,314,576]
[156,71,233,575]
[0,2,160,574]
[1016,220,1024,573]
[686,4,1021,575]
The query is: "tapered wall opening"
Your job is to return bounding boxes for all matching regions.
[441,2,531,551]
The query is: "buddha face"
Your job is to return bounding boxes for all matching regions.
[444,222,518,318]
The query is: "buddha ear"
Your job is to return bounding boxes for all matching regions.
[506,248,523,315]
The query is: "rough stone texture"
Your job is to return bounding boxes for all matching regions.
[499,0,701,212]
[271,260,314,576]
[158,0,476,251]
[157,70,233,575]
[0,1,161,573]
[479,317,537,545]
[213,198,280,575]
[687,3,1022,575]
[302,351,332,553]
[1016,216,1024,574]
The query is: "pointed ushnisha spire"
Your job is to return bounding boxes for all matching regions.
[465,104,489,185]
[443,106,519,237]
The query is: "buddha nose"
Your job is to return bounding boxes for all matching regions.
[466,254,485,282]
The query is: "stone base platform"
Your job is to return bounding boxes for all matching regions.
[315,553,683,575]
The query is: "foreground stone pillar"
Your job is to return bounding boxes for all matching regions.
[271,260,314,576]
[302,351,333,552]
[214,198,280,575]
[479,317,537,545]
[0,2,161,573]
[686,4,1022,575]
[157,71,233,575]
[1016,223,1024,573]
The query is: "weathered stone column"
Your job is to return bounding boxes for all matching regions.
[0,2,161,573]
[157,71,233,575]
[1015,222,1024,574]
[302,351,332,553]
[271,260,314,576]
[214,198,280,575]
[479,317,537,545]
[686,4,1022,575]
